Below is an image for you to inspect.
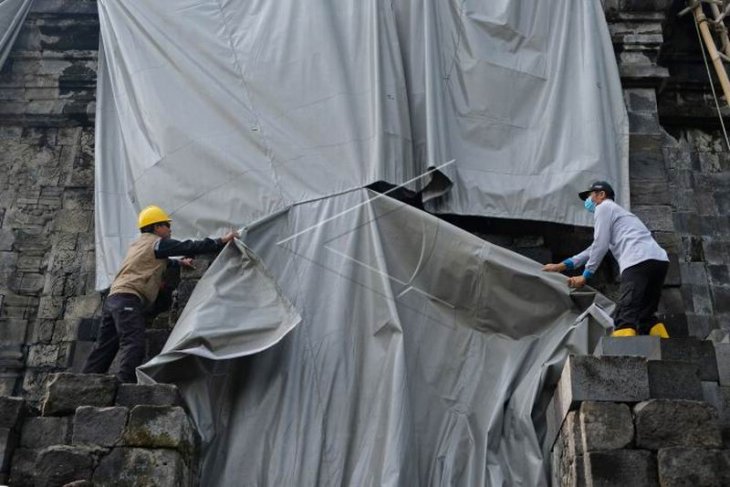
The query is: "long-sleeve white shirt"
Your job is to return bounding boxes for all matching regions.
[567,199,668,277]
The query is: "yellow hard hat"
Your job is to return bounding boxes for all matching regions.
[138,205,172,229]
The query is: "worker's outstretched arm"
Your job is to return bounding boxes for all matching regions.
[154,231,239,258]
[543,244,592,273]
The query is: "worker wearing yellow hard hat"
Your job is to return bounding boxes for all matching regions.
[543,182,670,339]
[137,205,173,229]
[82,205,239,382]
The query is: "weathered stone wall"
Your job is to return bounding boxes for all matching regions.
[0,0,99,402]
[1,0,730,485]
[665,129,730,335]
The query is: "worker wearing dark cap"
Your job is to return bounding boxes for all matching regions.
[543,181,670,338]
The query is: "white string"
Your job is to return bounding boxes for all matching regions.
[693,8,730,150]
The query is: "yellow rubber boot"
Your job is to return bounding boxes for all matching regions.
[649,323,670,338]
[611,328,637,337]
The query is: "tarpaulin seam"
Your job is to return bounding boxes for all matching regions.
[211,0,287,206]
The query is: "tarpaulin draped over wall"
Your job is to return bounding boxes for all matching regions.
[94,0,628,290]
[95,0,626,483]
[140,189,614,486]
[0,0,34,70]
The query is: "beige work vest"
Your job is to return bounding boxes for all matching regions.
[110,233,167,305]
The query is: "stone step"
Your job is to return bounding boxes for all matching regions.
[595,336,719,381]
[545,355,650,452]
[546,351,723,452]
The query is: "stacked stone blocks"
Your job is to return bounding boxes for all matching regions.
[550,341,730,486]
[0,373,197,486]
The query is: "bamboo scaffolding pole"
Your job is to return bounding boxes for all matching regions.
[709,1,730,58]
[692,2,730,106]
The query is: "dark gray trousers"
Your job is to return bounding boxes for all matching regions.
[613,259,669,333]
[82,293,146,383]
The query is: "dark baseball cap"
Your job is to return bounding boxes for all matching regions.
[579,181,615,201]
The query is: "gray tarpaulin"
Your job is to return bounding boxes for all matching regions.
[0,0,33,70]
[140,189,614,485]
[95,0,626,484]
[94,0,628,290]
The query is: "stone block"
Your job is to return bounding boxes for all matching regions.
[660,339,719,381]
[123,406,195,455]
[701,382,730,444]
[42,373,118,416]
[37,296,64,320]
[546,356,648,451]
[584,449,658,487]
[52,209,91,233]
[716,343,730,387]
[634,399,722,449]
[63,294,100,322]
[93,447,189,487]
[72,406,128,447]
[9,448,37,486]
[579,402,633,452]
[21,370,52,403]
[0,345,23,369]
[0,428,18,473]
[20,417,71,448]
[35,445,105,487]
[0,373,18,397]
[27,343,72,368]
[551,411,585,487]
[115,384,182,408]
[0,318,29,345]
[711,286,730,315]
[624,88,658,113]
[594,336,661,359]
[707,265,730,287]
[559,355,650,405]
[13,272,44,294]
[657,447,730,487]
[702,238,730,265]
[658,287,685,315]
[0,229,15,251]
[628,111,662,135]
[0,396,25,430]
[647,361,703,401]
[632,205,674,232]
[684,313,713,339]
[664,253,680,287]
[708,329,730,344]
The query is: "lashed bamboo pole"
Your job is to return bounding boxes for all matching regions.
[709,2,730,58]
[693,2,730,106]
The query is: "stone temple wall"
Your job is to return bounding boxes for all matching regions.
[0,0,730,485]
[0,0,99,402]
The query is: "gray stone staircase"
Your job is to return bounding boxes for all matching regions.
[549,336,730,486]
[0,373,199,486]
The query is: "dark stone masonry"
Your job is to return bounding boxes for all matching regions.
[0,0,729,485]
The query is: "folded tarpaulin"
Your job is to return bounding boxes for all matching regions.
[0,0,34,70]
[94,0,628,289]
[139,189,615,486]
